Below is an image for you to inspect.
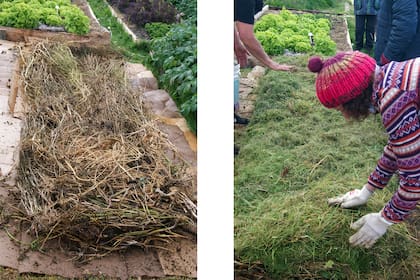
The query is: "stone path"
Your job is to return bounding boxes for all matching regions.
[329,15,353,52]
[0,40,22,184]
[236,65,266,120]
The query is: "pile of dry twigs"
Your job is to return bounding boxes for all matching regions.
[14,42,196,261]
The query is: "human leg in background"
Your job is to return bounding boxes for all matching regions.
[354,14,366,50]
[365,15,377,53]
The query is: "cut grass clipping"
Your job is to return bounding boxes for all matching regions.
[234,55,419,279]
[12,42,196,262]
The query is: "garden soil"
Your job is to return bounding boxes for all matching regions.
[0,0,197,277]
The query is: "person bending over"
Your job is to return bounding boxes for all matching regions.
[307,51,419,248]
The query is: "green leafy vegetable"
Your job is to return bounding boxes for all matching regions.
[254,8,336,55]
[0,0,90,35]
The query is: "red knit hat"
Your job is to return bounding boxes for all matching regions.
[307,51,376,108]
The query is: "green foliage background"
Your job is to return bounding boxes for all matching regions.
[147,21,197,133]
[145,22,171,39]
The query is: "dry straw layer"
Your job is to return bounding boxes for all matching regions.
[15,42,196,261]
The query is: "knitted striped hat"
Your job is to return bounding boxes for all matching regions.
[307,51,376,108]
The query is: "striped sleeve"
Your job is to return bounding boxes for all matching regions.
[371,59,420,223]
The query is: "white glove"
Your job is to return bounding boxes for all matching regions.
[349,213,393,248]
[327,185,373,208]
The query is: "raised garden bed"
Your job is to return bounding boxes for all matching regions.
[0,0,111,48]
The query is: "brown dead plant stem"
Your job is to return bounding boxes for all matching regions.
[14,42,196,262]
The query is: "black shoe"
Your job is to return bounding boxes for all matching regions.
[234,114,249,125]
[234,145,240,155]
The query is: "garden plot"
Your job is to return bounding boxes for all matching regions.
[234,6,419,280]
[0,0,111,48]
[0,40,197,280]
[0,1,197,279]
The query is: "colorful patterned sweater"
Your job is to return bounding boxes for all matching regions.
[369,58,420,223]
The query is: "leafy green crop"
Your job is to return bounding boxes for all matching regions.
[0,0,90,35]
[255,28,284,55]
[144,22,171,39]
[166,0,197,22]
[59,6,90,35]
[147,20,197,133]
[254,8,336,55]
[1,2,39,28]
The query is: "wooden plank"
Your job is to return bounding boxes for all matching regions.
[0,26,110,48]
[8,59,20,114]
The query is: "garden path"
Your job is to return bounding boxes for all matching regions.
[0,40,22,185]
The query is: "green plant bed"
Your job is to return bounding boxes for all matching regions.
[234,55,419,279]
[146,21,197,133]
[255,8,336,56]
[0,0,90,34]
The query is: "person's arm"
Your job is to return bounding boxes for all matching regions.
[381,0,418,63]
[379,87,420,223]
[235,21,292,71]
[234,26,249,68]
[367,144,397,191]
[349,63,420,248]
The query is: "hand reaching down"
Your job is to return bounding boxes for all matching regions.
[349,213,393,248]
[327,185,373,208]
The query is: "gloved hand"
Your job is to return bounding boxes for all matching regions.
[349,212,393,248]
[327,185,373,208]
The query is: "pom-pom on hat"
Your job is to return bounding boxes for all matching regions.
[307,51,376,108]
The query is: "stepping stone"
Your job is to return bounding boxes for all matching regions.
[0,115,22,178]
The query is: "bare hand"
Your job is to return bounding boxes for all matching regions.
[270,62,294,71]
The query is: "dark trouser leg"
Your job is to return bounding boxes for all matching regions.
[365,15,377,50]
[354,15,366,50]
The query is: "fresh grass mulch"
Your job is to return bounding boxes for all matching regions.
[234,54,420,279]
